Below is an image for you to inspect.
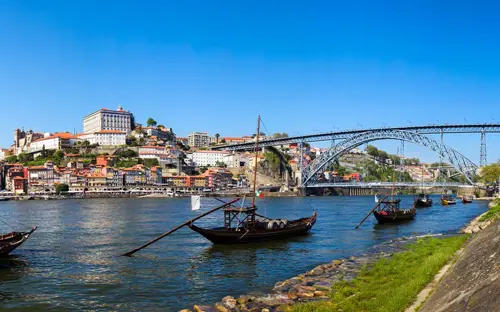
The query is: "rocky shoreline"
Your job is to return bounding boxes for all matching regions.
[182,234,448,312]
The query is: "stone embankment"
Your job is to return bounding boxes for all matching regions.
[418,218,500,312]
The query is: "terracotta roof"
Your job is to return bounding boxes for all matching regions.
[28,165,47,170]
[32,132,78,143]
[95,130,125,134]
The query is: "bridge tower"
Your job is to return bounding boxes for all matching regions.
[480,129,487,166]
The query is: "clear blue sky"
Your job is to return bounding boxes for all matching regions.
[1,0,500,163]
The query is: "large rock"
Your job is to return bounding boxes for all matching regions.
[193,305,217,312]
[419,221,500,312]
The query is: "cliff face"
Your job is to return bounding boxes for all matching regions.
[419,220,500,312]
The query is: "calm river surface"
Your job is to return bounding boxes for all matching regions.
[0,196,489,311]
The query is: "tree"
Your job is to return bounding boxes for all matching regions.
[54,150,65,160]
[366,145,379,157]
[146,117,157,127]
[220,138,226,144]
[81,140,90,147]
[55,183,69,195]
[479,163,500,184]
[130,114,136,131]
[215,133,220,143]
[116,149,138,158]
[215,161,227,168]
[272,132,289,138]
[18,153,32,163]
[157,124,165,128]
[5,155,18,163]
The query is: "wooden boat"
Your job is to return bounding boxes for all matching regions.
[441,195,457,205]
[189,212,317,244]
[0,198,10,202]
[414,194,433,208]
[0,227,37,256]
[462,195,473,204]
[373,197,416,224]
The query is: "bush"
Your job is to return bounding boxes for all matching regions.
[55,183,69,195]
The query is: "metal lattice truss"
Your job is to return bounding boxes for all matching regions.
[301,129,478,187]
[212,123,500,151]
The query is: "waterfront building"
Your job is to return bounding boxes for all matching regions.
[103,167,123,187]
[12,176,27,195]
[164,175,208,187]
[123,165,147,185]
[83,106,132,134]
[87,172,107,187]
[187,150,230,167]
[4,164,25,191]
[188,132,210,148]
[222,137,253,144]
[78,130,126,146]
[204,167,234,188]
[29,132,79,153]
[148,166,163,185]
[27,161,58,190]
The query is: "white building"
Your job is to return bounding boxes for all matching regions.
[29,132,80,153]
[222,153,247,168]
[188,132,210,148]
[138,146,169,159]
[78,130,126,146]
[83,106,132,134]
[187,150,230,167]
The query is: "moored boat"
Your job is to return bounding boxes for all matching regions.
[373,197,416,224]
[462,195,473,204]
[0,227,37,256]
[414,193,433,208]
[441,195,457,205]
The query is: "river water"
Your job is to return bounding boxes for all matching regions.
[0,196,488,311]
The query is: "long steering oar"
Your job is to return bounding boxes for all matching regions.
[355,194,389,229]
[122,198,240,257]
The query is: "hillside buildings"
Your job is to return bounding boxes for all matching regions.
[187,150,230,167]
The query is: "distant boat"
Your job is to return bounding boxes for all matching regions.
[0,198,10,202]
[462,195,473,204]
[414,193,433,208]
[441,194,457,205]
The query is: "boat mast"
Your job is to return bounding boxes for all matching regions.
[251,115,261,208]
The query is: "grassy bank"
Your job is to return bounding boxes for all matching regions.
[479,198,500,222]
[288,235,468,312]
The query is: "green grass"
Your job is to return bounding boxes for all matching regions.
[288,235,468,312]
[478,198,500,222]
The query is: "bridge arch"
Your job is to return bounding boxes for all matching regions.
[301,129,478,186]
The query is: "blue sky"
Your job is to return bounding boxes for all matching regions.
[1,0,499,163]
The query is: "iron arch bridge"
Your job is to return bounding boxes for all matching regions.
[301,129,478,187]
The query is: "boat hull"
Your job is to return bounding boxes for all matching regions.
[414,199,433,208]
[441,199,457,205]
[189,213,317,244]
[0,227,37,256]
[373,210,416,224]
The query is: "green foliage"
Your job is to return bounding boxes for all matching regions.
[18,153,32,163]
[55,183,69,195]
[479,163,500,184]
[272,132,289,138]
[479,198,500,222]
[289,235,468,312]
[157,124,165,128]
[139,158,159,168]
[146,117,157,127]
[116,149,138,158]
[198,166,209,174]
[214,161,227,168]
[54,150,65,160]
[5,155,18,163]
[220,138,226,144]
[130,114,136,131]
[327,160,349,176]
[362,160,413,182]
[116,159,138,168]
[264,152,281,171]
[365,145,420,165]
